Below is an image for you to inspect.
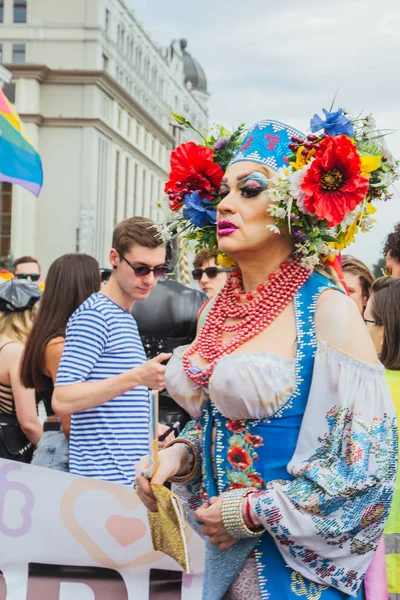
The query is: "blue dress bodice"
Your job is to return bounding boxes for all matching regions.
[196,273,365,600]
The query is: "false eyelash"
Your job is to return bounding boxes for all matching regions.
[240,185,264,198]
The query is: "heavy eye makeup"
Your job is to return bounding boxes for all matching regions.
[240,171,269,198]
[219,171,269,200]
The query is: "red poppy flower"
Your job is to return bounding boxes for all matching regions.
[248,474,266,489]
[165,142,224,211]
[228,446,252,470]
[301,135,369,226]
[245,433,264,448]
[226,420,246,434]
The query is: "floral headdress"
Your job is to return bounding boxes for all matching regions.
[163,110,399,270]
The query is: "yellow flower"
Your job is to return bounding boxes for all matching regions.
[366,202,377,215]
[334,222,359,251]
[292,146,316,170]
[360,155,381,178]
[217,253,237,268]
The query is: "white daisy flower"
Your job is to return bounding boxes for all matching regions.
[266,224,280,234]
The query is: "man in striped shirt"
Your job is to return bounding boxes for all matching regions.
[53,217,171,485]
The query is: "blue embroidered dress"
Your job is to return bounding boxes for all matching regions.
[165,273,398,600]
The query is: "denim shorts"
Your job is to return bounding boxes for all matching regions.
[31,429,69,472]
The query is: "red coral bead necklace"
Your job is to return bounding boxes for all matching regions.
[183,258,312,387]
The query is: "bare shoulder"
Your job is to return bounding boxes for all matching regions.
[2,341,24,358]
[315,289,378,365]
[44,338,65,361]
[46,337,65,350]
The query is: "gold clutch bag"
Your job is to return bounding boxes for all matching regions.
[148,483,190,573]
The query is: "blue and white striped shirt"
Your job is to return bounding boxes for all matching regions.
[56,293,148,485]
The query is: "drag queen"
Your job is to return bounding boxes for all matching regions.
[136,111,398,599]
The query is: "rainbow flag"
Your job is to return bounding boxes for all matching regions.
[0,88,43,196]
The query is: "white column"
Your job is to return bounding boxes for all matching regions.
[10,122,40,260]
[78,127,97,255]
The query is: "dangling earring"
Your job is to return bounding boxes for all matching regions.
[113,265,117,270]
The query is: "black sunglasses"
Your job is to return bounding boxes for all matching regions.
[16,273,40,282]
[121,255,169,279]
[192,267,230,281]
[100,268,112,283]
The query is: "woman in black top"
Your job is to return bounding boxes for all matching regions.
[20,253,100,471]
[0,280,42,462]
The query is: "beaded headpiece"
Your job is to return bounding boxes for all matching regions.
[229,120,305,171]
[162,110,399,269]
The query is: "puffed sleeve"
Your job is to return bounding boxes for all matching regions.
[248,342,398,597]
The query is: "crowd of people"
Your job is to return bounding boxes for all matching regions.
[1,111,400,599]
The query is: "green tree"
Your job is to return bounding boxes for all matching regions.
[372,257,386,279]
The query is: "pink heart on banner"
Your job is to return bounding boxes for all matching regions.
[106,515,147,547]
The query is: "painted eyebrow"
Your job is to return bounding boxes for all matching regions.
[237,170,267,181]
[221,170,267,186]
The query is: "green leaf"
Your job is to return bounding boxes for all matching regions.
[320,234,338,242]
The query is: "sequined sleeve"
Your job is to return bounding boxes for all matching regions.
[248,342,398,596]
[171,419,205,535]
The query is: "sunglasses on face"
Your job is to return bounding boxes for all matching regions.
[192,267,231,281]
[363,318,376,325]
[100,268,112,283]
[121,255,169,279]
[16,273,40,282]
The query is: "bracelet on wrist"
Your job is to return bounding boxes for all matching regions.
[165,439,198,483]
[221,488,265,539]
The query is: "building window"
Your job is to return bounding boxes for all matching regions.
[14,0,27,23]
[134,163,139,210]
[142,168,147,215]
[102,53,109,71]
[0,184,12,268]
[0,1,3,23]
[114,151,120,225]
[117,109,122,130]
[136,123,141,145]
[127,117,131,138]
[0,44,3,62]
[105,8,110,33]
[12,44,26,63]
[124,157,129,218]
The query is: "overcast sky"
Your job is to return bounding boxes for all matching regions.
[130,0,400,268]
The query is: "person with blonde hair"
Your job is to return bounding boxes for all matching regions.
[0,280,42,462]
[342,254,375,315]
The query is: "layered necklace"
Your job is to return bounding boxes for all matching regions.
[182,259,312,387]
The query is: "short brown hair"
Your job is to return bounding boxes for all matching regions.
[370,277,400,370]
[13,255,41,274]
[342,255,375,302]
[193,248,220,270]
[112,217,160,255]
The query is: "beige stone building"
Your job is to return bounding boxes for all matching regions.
[0,0,208,270]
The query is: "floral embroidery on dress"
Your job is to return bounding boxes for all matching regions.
[226,420,267,491]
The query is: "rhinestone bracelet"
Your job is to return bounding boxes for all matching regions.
[221,488,265,539]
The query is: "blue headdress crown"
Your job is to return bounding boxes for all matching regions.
[229,119,306,171]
